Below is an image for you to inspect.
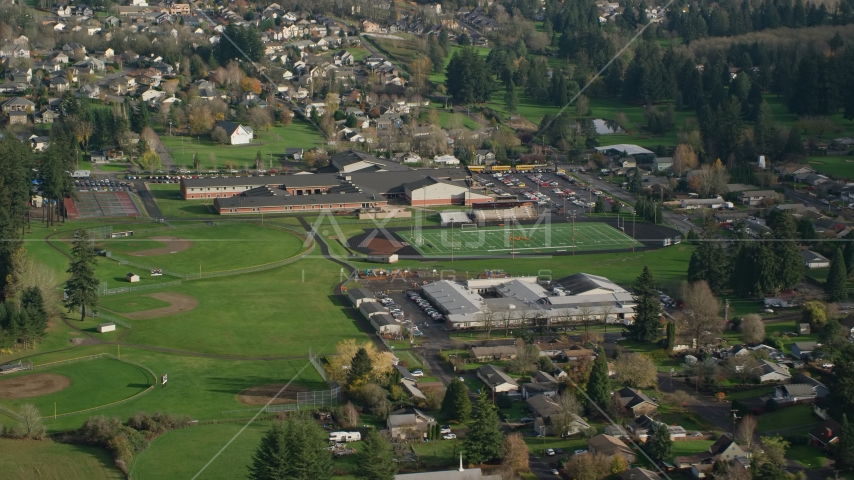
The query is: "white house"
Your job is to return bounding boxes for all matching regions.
[433,154,460,165]
[755,360,791,383]
[216,121,253,145]
[802,250,830,269]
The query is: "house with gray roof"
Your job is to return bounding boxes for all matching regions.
[386,408,435,440]
[791,342,817,359]
[476,364,519,393]
[774,383,819,403]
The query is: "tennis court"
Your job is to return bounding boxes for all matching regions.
[65,191,141,219]
[398,222,642,256]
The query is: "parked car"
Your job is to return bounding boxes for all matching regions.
[443,433,457,440]
[573,449,588,455]
[440,425,451,434]
[546,448,555,456]
[520,417,534,424]
[411,369,424,377]
[551,469,560,475]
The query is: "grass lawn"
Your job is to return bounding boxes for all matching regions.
[670,440,714,461]
[158,120,324,171]
[146,183,219,218]
[0,356,153,417]
[523,434,589,458]
[411,439,460,469]
[657,404,712,432]
[0,438,122,480]
[787,444,827,469]
[757,404,821,433]
[399,222,641,256]
[109,257,365,357]
[806,155,854,180]
[100,222,305,276]
[725,386,775,400]
[98,295,172,313]
[96,163,132,173]
[498,400,530,423]
[130,422,271,480]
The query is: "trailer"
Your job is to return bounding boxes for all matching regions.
[329,431,361,442]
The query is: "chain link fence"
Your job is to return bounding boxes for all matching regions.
[99,280,184,295]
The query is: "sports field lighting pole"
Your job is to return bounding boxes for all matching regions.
[571,212,576,256]
[632,212,636,253]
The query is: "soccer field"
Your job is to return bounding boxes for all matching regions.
[398,222,642,256]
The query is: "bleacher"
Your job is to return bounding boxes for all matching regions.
[474,206,537,224]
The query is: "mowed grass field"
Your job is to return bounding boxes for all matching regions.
[98,295,172,313]
[147,183,218,218]
[398,222,641,256]
[0,438,122,480]
[807,155,854,180]
[101,222,306,276]
[0,357,153,417]
[104,257,364,356]
[130,422,270,480]
[159,120,324,171]
[1,346,326,432]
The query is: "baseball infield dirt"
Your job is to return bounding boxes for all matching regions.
[128,237,194,256]
[237,383,311,406]
[120,292,199,320]
[0,373,71,399]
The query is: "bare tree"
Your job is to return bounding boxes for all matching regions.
[739,314,765,345]
[550,392,584,436]
[577,304,594,341]
[502,433,530,474]
[17,404,45,439]
[725,355,759,385]
[680,281,723,349]
[613,352,658,388]
[672,143,699,176]
[598,305,615,332]
[343,401,360,427]
[509,343,539,375]
[735,414,757,451]
[499,308,519,338]
[564,452,611,480]
[477,310,496,339]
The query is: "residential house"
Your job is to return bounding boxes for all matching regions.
[809,419,841,450]
[474,150,496,165]
[674,434,748,470]
[526,394,590,436]
[34,109,56,124]
[215,121,253,145]
[1,96,34,115]
[791,342,817,360]
[774,383,819,403]
[604,425,629,438]
[755,359,791,383]
[521,371,559,399]
[30,136,49,152]
[653,157,672,171]
[476,364,519,393]
[802,250,830,269]
[469,345,517,361]
[841,314,854,337]
[386,408,435,440]
[79,83,100,99]
[627,414,687,441]
[109,76,136,94]
[9,68,31,83]
[588,434,636,463]
[50,75,70,92]
[737,189,778,206]
[616,387,658,416]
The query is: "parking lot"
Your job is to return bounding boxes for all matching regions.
[74,178,135,193]
[472,170,629,219]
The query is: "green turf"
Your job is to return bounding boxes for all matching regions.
[0,357,153,417]
[109,257,364,357]
[670,440,715,461]
[805,155,854,180]
[96,163,131,172]
[757,404,820,433]
[0,438,122,480]
[98,239,168,254]
[130,422,269,480]
[399,223,641,256]
[787,444,826,469]
[158,120,324,171]
[147,183,218,218]
[98,295,172,313]
[101,223,305,276]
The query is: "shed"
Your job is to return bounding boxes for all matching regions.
[97,322,116,333]
[126,272,140,282]
[367,252,398,263]
[799,323,811,335]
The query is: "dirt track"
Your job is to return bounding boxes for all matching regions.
[0,373,71,399]
[237,383,311,406]
[128,237,194,256]
[120,292,199,320]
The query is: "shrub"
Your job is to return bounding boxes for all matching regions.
[765,398,779,412]
[496,393,513,409]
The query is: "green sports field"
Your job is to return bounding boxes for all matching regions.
[398,222,641,256]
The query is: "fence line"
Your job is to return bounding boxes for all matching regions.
[99,279,183,295]
[86,309,132,329]
[308,346,331,385]
[36,353,107,369]
[0,404,22,421]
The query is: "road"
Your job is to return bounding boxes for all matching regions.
[153,130,176,170]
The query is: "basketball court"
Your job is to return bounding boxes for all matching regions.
[65,191,141,219]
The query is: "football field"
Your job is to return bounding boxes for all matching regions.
[398,222,642,256]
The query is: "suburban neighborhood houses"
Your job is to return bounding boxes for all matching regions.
[1,0,854,478]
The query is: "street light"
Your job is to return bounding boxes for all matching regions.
[632,212,636,253]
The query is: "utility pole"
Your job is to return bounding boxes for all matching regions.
[632,212,636,253]
[725,299,730,325]
[730,409,741,437]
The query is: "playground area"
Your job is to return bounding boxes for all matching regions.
[65,191,141,219]
[396,222,642,256]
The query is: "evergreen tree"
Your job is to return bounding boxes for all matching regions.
[357,429,397,480]
[666,321,676,351]
[687,228,729,294]
[644,422,673,463]
[64,230,99,321]
[784,125,805,157]
[594,196,605,213]
[249,412,333,480]
[463,390,504,464]
[348,348,373,384]
[504,81,519,114]
[829,345,854,420]
[441,378,472,422]
[438,29,450,53]
[21,287,48,341]
[428,37,446,74]
[838,414,854,471]
[844,232,854,275]
[625,267,662,342]
[826,247,848,302]
[215,23,264,63]
[586,347,611,415]
[768,212,804,289]
[445,47,497,104]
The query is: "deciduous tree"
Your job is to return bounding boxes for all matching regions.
[680,281,723,349]
[502,433,529,474]
[739,314,765,345]
[613,352,657,388]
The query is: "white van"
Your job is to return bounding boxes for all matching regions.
[329,431,361,442]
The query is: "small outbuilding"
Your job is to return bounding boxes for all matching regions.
[367,252,398,264]
[126,273,140,282]
[97,322,116,333]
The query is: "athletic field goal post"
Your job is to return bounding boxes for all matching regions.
[460,223,477,231]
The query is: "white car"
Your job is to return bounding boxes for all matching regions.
[443,433,457,440]
[411,369,424,377]
[440,425,451,434]
[546,448,555,456]
[822,363,834,369]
